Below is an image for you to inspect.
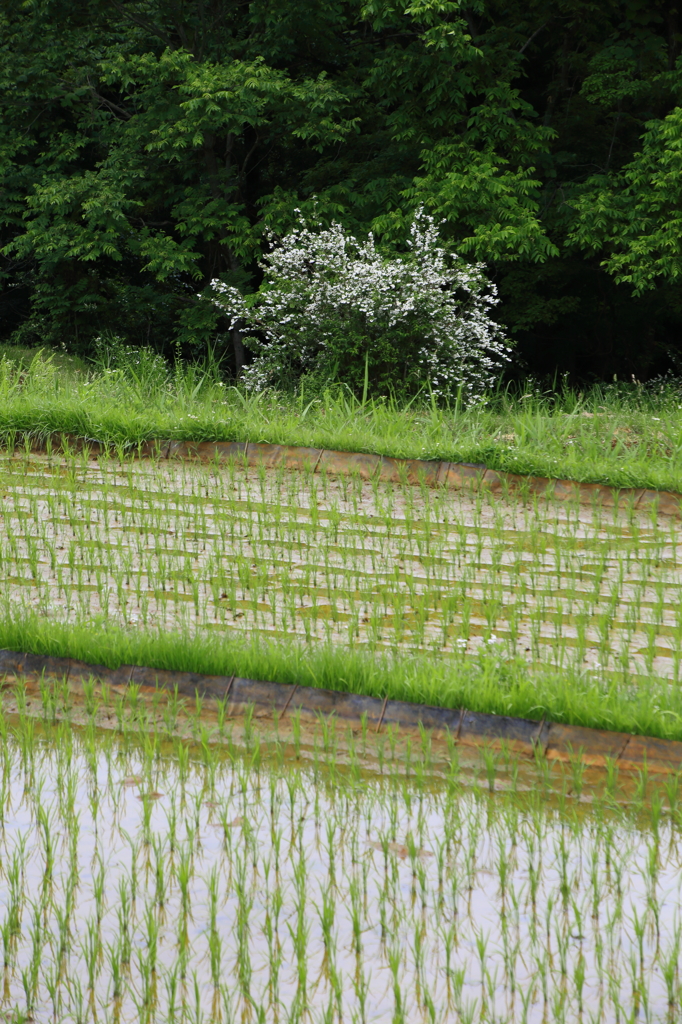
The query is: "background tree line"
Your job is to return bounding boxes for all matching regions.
[2,0,682,384]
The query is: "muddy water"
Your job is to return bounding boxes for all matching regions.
[1,714,681,1023]
[0,453,681,682]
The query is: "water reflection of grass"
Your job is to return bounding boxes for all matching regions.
[0,682,681,1023]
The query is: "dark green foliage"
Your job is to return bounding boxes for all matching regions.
[1,0,682,380]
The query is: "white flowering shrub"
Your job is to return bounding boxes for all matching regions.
[210,210,509,400]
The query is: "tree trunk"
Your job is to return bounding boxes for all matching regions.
[203,132,247,378]
[231,326,244,377]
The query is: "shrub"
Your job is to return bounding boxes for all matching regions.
[209,210,510,401]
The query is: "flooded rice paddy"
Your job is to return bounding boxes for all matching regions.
[0,453,681,682]
[1,684,682,1024]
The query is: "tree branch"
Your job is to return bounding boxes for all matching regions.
[88,86,132,121]
[109,0,175,49]
[240,133,260,179]
[519,21,549,55]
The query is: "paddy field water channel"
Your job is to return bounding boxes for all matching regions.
[1,451,681,683]
[1,682,682,1024]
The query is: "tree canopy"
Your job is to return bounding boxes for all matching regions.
[2,0,682,381]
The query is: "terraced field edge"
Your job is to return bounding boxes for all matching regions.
[17,434,682,516]
[2,648,682,773]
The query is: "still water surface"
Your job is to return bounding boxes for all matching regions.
[0,716,680,1023]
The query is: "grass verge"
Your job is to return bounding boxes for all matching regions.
[1,346,681,493]
[3,615,682,742]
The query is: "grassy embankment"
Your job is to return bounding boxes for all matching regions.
[4,614,682,742]
[1,344,681,492]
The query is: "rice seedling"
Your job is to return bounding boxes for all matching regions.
[0,450,681,719]
[3,684,677,1022]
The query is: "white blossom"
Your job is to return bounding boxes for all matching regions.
[209,209,510,400]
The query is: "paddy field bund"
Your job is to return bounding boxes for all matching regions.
[1,448,681,685]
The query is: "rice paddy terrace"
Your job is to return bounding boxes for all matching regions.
[2,449,682,1023]
[1,689,682,1024]
[1,451,681,683]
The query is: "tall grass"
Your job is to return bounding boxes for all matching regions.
[0,345,681,492]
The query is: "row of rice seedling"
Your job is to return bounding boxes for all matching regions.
[0,451,680,687]
[0,677,680,1024]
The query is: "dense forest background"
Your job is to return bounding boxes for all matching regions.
[2,0,682,383]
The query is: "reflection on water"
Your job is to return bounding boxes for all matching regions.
[0,713,681,1023]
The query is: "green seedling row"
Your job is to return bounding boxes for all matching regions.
[1,452,682,677]
[0,679,681,1023]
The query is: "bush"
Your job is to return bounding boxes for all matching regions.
[209,210,510,401]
